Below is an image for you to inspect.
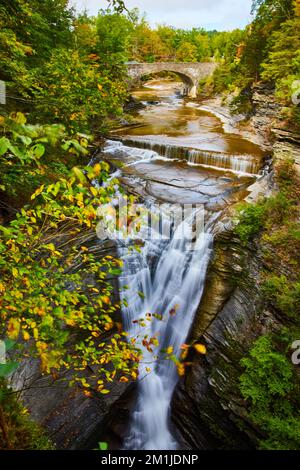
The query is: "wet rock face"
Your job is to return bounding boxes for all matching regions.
[12,359,129,449]
[171,226,281,449]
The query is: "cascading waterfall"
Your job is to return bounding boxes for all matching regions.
[117,206,215,450]
[100,80,263,449]
[107,138,260,175]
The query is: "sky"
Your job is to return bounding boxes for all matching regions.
[71,0,254,31]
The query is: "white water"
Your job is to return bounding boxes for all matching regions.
[105,139,259,176]
[117,206,214,450]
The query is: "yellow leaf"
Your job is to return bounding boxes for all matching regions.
[14,112,27,125]
[104,322,114,331]
[31,184,44,200]
[90,186,98,197]
[97,84,103,91]
[181,349,189,360]
[23,331,30,341]
[194,343,207,355]
[12,267,18,278]
[33,328,39,340]
[94,163,101,176]
[7,318,20,340]
[177,363,185,376]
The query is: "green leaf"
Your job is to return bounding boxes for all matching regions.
[109,268,122,276]
[18,135,32,146]
[14,112,27,125]
[0,361,19,377]
[0,137,10,156]
[72,167,87,184]
[30,143,45,159]
[7,142,26,160]
[4,339,16,351]
[0,225,12,237]
[98,442,108,450]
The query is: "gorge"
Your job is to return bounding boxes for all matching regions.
[96,78,269,449]
[1,0,299,454]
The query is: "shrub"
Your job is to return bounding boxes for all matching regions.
[240,335,300,450]
[234,203,266,244]
[262,276,300,320]
[0,380,53,450]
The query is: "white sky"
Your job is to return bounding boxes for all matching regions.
[70,0,254,31]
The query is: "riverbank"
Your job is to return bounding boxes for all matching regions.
[197,89,276,151]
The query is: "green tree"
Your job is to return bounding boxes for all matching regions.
[261,17,300,103]
[176,41,198,62]
[30,49,127,133]
[96,11,135,61]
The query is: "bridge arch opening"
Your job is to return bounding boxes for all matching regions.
[130,69,197,98]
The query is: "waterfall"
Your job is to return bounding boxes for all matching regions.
[117,205,214,450]
[99,80,263,448]
[107,138,260,175]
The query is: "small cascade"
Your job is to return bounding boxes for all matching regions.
[115,138,260,175]
[187,149,257,174]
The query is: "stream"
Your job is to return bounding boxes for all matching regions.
[101,79,265,450]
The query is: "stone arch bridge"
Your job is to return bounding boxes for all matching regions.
[127,62,217,98]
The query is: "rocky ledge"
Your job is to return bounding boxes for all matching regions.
[199,83,281,151]
[171,223,282,449]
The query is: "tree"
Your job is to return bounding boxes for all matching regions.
[261,17,300,85]
[0,113,142,389]
[73,13,97,53]
[30,49,127,133]
[1,0,74,65]
[194,34,210,61]
[96,11,135,60]
[131,22,169,62]
[176,42,198,62]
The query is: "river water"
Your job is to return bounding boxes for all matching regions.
[101,79,265,450]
